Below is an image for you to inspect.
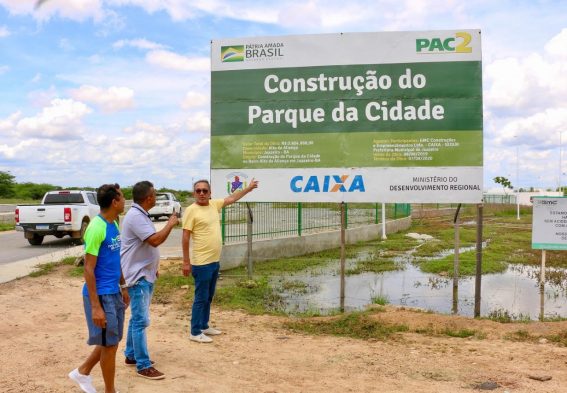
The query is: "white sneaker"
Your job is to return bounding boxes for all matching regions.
[202,327,222,335]
[69,368,97,393]
[190,333,213,343]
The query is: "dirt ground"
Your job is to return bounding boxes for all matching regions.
[2,265,567,393]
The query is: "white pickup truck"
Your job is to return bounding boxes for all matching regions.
[15,190,100,246]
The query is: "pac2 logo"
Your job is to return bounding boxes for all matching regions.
[290,175,365,193]
[416,32,472,53]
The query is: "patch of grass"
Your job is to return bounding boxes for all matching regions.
[0,198,40,204]
[284,310,409,340]
[29,262,58,277]
[0,223,14,231]
[505,329,538,343]
[370,295,389,305]
[280,280,310,294]
[69,266,84,277]
[371,232,420,252]
[542,315,567,322]
[30,256,79,277]
[418,252,507,276]
[346,258,400,275]
[485,308,531,323]
[229,246,360,277]
[153,272,193,305]
[215,277,285,315]
[545,330,567,346]
[442,328,482,338]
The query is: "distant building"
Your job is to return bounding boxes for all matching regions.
[483,189,562,205]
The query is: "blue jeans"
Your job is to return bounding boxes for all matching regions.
[124,278,153,371]
[191,262,220,336]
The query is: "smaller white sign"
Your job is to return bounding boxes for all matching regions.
[532,197,567,250]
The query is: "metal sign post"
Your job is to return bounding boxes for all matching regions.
[340,202,346,312]
[246,202,254,279]
[453,204,462,314]
[474,204,483,318]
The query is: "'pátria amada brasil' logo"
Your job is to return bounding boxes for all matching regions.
[221,46,244,62]
[221,42,284,63]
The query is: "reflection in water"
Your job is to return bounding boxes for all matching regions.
[272,247,567,319]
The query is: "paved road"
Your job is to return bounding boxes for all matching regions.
[0,230,82,265]
[0,220,183,266]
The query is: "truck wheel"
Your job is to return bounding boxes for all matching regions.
[78,219,89,245]
[28,234,44,246]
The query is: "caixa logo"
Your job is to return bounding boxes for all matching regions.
[290,175,365,193]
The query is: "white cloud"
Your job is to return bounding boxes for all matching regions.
[12,98,92,139]
[181,91,208,109]
[0,0,105,21]
[113,38,166,50]
[485,29,567,114]
[0,139,36,160]
[0,111,21,134]
[69,85,134,112]
[146,50,209,72]
[27,85,59,107]
[0,25,10,37]
[545,28,567,59]
[186,111,210,133]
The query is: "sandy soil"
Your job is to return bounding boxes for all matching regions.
[2,265,567,393]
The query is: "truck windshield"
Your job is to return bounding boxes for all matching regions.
[44,193,85,204]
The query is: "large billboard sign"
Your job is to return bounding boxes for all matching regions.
[532,197,567,250]
[211,30,483,202]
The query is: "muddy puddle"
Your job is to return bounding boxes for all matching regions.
[271,246,567,319]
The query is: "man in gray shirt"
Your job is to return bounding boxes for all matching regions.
[120,181,178,380]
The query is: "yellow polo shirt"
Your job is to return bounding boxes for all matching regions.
[182,199,224,266]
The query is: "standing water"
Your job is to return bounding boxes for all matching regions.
[272,246,567,319]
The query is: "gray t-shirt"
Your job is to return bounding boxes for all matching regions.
[120,203,159,286]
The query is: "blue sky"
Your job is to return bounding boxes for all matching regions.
[0,0,566,192]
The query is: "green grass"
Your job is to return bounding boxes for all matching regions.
[346,258,401,275]
[152,271,194,305]
[545,330,567,346]
[0,198,40,204]
[370,295,389,305]
[30,256,76,277]
[0,223,14,231]
[441,328,483,338]
[505,329,538,343]
[418,253,507,276]
[485,308,531,323]
[408,207,544,275]
[284,310,408,340]
[215,277,285,315]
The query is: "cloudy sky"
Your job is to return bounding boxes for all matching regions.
[0,0,566,191]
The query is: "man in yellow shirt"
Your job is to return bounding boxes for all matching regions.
[181,178,258,342]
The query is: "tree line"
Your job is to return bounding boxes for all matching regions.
[0,171,192,202]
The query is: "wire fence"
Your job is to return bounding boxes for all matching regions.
[221,202,411,244]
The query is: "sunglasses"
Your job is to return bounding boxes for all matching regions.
[195,188,209,194]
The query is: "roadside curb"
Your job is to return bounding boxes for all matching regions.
[0,245,84,284]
